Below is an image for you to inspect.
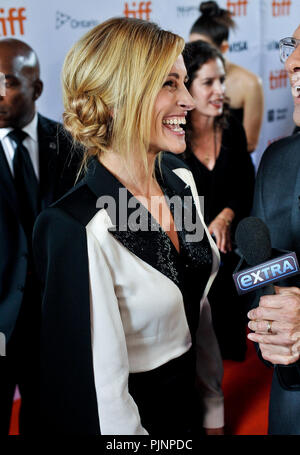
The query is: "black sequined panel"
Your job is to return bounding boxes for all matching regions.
[156,171,213,340]
[108,200,181,288]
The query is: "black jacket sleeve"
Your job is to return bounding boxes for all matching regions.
[33,207,101,434]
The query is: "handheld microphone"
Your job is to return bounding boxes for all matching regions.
[233,217,300,296]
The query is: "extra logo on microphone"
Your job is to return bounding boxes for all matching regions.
[233,252,300,295]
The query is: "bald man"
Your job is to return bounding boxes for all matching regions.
[0,39,79,434]
[248,25,300,434]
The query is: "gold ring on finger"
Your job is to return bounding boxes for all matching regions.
[267,320,273,334]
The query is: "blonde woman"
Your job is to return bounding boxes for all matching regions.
[33,17,224,435]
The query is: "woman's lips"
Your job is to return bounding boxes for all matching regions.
[162,116,186,136]
[210,100,223,108]
[163,123,185,136]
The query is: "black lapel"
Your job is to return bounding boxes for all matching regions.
[0,141,19,215]
[85,158,192,287]
[37,114,58,210]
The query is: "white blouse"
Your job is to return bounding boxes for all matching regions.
[86,167,224,435]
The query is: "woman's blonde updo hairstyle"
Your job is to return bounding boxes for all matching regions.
[62,17,184,173]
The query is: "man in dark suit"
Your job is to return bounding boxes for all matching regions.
[248,25,300,435]
[0,38,79,434]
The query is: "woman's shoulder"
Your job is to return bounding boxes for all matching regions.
[228,62,262,85]
[226,63,262,108]
[34,180,99,241]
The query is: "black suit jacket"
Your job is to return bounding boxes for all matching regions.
[0,113,80,341]
[252,132,300,434]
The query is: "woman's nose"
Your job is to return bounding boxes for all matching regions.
[177,85,195,111]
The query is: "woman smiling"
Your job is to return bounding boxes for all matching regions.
[33,17,224,435]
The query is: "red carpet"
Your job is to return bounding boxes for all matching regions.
[9,337,273,435]
[222,336,273,435]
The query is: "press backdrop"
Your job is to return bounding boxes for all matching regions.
[1,0,299,168]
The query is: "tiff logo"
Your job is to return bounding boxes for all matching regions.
[0,7,26,36]
[269,69,288,89]
[0,332,5,356]
[123,2,152,20]
[272,0,291,16]
[226,0,248,16]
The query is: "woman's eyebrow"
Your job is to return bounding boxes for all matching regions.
[168,72,180,78]
[168,72,189,81]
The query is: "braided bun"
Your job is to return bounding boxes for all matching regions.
[63,93,112,154]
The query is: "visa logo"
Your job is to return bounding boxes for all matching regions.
[233,252,300,295]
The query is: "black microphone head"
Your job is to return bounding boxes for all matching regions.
[235,217,272,266]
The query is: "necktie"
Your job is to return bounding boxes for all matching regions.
[8,129,40,237]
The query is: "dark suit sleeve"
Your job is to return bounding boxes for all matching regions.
[33,207,100,434]
[251,150,300,390]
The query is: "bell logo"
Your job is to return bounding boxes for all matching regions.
[226,0,248,16]
[0,7,26,36]
[272,0,292,16]
[269,69,288,89]
[123,2,152,20]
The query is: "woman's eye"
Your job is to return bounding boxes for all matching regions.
[220,76,226,84]
[163,80,176,88]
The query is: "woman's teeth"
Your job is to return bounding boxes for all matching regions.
[162,117,186,132]
[162,117,186,125]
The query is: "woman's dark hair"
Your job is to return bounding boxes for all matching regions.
[182,39,230,154]
[190,1,235,47]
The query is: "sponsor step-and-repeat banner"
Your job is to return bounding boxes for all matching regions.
[1,0,300,168]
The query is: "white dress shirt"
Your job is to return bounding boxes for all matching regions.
[0,112,39,180]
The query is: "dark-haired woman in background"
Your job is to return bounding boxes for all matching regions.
[182,40,255,360]
[190,1,264,154]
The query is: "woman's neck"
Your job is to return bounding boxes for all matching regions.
[190,111,215,143]
[99,150,159,198]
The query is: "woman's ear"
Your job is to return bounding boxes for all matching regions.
[220,40,229,55]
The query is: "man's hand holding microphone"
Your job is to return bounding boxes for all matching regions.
[247,286,300,365]
[234,217,300,366]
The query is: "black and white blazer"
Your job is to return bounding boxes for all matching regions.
[33,152,223,435]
